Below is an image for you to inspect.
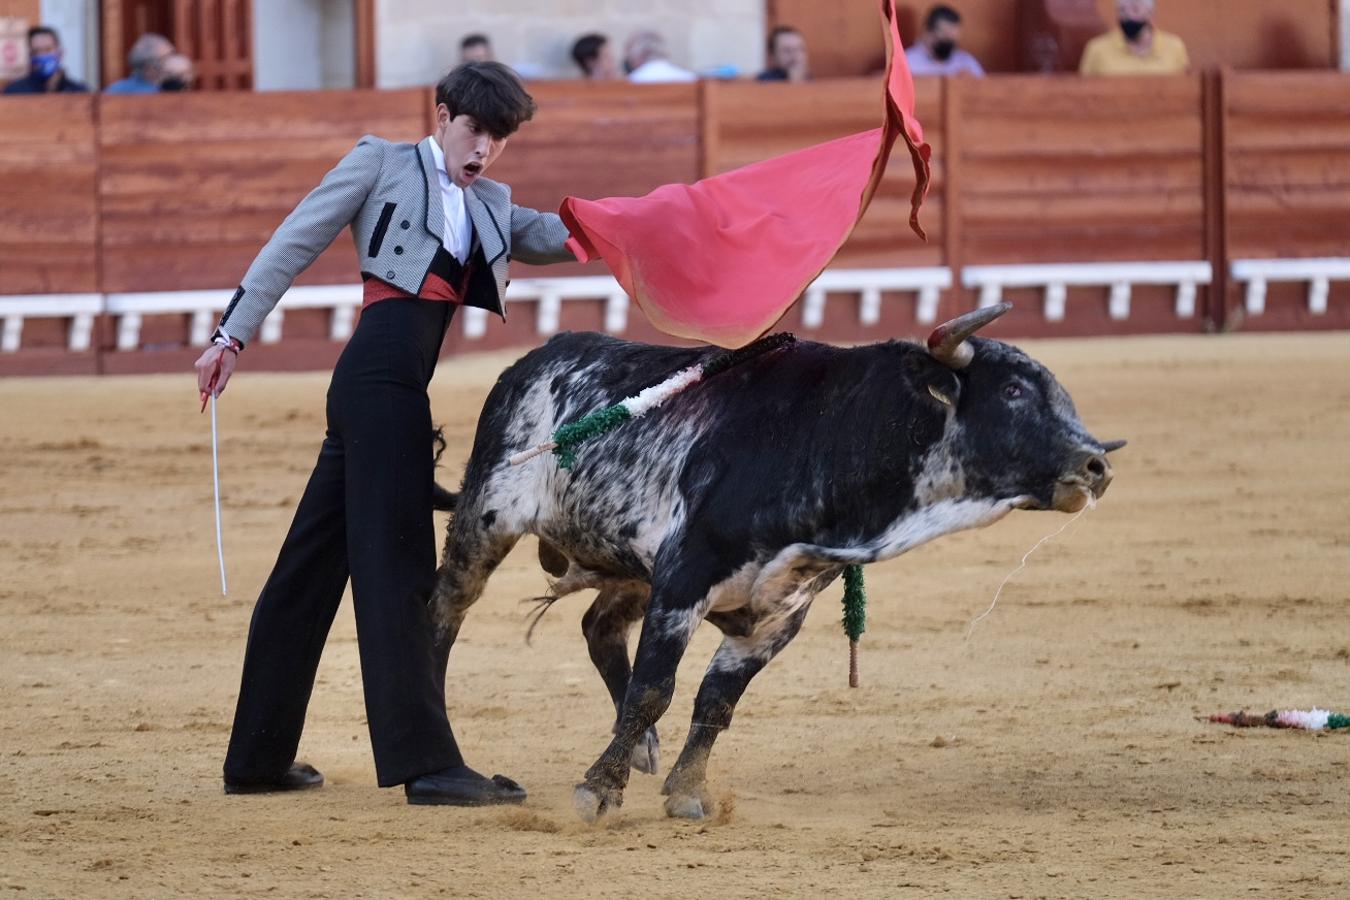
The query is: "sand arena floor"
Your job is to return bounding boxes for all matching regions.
[2,333,1349,899]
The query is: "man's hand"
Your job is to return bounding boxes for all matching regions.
[195,343,239,407]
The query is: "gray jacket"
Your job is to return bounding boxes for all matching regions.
[217,135,573,346]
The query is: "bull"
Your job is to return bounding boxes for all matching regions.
[430,302,1121,822]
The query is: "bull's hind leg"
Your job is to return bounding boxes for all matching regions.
[662,591,820,820]
[581,585,659,774]
[430,515,519,685]
[571,544,723,823]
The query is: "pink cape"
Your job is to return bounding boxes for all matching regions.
[559,0,931,349]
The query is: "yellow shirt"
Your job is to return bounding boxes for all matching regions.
[1079,28,1189,75]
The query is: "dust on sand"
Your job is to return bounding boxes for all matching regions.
[2,333,1349,899]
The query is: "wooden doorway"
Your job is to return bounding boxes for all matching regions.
[101,0,252,90]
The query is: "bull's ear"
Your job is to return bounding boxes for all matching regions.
[925,371,962,410]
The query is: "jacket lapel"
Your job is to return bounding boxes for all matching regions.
[417,137,445,240]
[464,185,506,268]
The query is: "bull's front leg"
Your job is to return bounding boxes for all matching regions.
[662,599,814,819]
[571,550,720,823]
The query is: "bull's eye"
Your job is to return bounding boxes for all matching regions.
[1003,383,1023,400]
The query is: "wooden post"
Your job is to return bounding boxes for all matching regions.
[941,75,964,320]
[1201,67,1230,332]
[355,0,375,89]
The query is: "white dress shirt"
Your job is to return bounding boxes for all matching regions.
[428,136,473,264]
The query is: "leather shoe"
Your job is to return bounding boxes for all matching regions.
[404,765,527,806]
[224,763,324,795]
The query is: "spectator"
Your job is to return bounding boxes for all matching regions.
[159,53,196,91]
[905,5,985,77]
[3,25,89,94]
[571,33,620,80]
[105,33,173,94]
[460,34,492,64]
[1079,0,1189,75]
[757,26,809,82]
[623,31,696,83]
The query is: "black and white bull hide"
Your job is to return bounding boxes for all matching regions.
[430,302,1121,822]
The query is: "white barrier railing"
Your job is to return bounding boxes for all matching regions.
[961,262,1212,322]
[0,294,103,353]
[1,267,956,353]
[1230,258,1350,316]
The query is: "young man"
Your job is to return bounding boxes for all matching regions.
[905,5,985,78]
[571,33,620,80]
[195,62,575,806]
[756,26,810,82]
[2,25,89,94]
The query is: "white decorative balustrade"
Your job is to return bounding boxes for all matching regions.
[1230,258,1350,316]
[961,262,1212,322]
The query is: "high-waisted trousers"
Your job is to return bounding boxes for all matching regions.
[223,299,461,787]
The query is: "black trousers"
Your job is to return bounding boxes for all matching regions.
[224,299,462,788]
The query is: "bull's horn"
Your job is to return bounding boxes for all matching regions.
[926,302,1013,369]
[1101,439,1128,453]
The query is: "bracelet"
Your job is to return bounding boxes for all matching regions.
[210,330,243,354]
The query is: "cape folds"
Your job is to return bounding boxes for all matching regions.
[559,0,932,349]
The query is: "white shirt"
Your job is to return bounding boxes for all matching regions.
[628,59,697,84]
[904,43,986,77]
[428,136,473,264]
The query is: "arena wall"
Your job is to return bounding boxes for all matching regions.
[1,71,1349,376]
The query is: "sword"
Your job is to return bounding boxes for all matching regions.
[203,362,228,596]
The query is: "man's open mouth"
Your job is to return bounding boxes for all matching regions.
[464,162,483,176]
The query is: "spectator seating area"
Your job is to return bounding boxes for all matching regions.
[2,70,1349,373]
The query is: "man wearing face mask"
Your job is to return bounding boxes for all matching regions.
[3,26,89,94]
[159,53,195,91]
[1080,0,1189,75]
[905,5,985,78]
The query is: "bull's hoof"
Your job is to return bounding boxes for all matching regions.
[630,726,660,775]
[572,781,623,824]
[663,788,714,820]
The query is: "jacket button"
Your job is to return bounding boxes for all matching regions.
[394,246,404,255]
[400,220,410,229]
[386,270,396,279]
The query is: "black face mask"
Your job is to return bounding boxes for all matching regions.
[160,76,189,91]
[1119,18,1148,40]
[932,39,956,62]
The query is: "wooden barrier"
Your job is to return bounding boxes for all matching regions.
[3,72,1350,374]
[0,96,99,296]
[1222,72,1350,331]
[97,88,427,294]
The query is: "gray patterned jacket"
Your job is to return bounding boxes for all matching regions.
[217,134,574,347]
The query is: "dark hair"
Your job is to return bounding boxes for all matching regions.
[460,33,490,51]
[435,62,536,139]
[925,5,962,31]
[27,25,60,46]
[767,25,800,54]
[571,33,607,74]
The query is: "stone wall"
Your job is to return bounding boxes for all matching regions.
[376,0,764,87]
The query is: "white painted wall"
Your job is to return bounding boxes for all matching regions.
[253,0,354,91]
[376,0,764,88]
[40,0,96,87]
[1341,0,1350,71]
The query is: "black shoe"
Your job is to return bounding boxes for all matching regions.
[224,763,324,795]
[404,765,527,806]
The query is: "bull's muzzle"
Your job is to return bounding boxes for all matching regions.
[1052,450,1115,512]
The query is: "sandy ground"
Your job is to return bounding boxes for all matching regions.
[2,332,1350,899]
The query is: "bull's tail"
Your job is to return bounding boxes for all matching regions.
[432,425,458,512]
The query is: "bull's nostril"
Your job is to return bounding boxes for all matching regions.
[1085,458,1106,479]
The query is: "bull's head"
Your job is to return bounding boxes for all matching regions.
[920,302,1124,513]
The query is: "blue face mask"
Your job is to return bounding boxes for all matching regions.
[32,52,60,78]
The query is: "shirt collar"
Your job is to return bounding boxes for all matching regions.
[428,136,461,194]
